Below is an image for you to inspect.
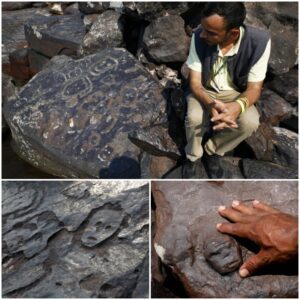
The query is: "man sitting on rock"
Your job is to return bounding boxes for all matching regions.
[183,2,271,178]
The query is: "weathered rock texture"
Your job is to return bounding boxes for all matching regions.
[3,48,166,178]
[3,181,149,298]
[152,181,298,298]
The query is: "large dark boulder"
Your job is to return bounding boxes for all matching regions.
[2,8,49,74]
[80,10,124,56]
[241,159,297,179]
[143,15,189,63]
[3,48,166,178]
[245,2,298,75]
[271,127,298,170]
[2,181,149,298]
[266,68,298,106]
[152,181,298,298]
[24,14,86,58]
[257,88,293,126]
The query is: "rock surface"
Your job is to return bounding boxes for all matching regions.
[241,159,297,179]
[3,48,166,178]
[152,181,298,298]
[25,14,86,57]
[3,181,149,298]
[80,10,124,55]
[143,15,189,63]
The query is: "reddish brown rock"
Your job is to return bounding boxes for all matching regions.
[152,181,298,298]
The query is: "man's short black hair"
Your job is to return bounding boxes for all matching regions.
[201,2,246,30]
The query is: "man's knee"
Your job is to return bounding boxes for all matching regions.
[185,109,204,127]
[238,113,260,135]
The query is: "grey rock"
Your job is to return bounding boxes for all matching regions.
[2,2,33,11]
[123,2,191,21]
[78,2,110,14]
[204,155,244,179]
[152,181,298,298]
[268,19,298,75]
[3,48,166,178]
[271,127,298,170]
[80,10,124,55]
[81,209,123,247]
[257,88,293,126]
[266,68,298,106]
[129,125,181,160]
[241,159,297,179]
[24,14,85,57]
[2,181,149,298]
[143,15,189,63]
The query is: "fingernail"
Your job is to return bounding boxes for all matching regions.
[239,268,249,277]
[216,223,222,229]
[232,200,239,207]
[211,118,214,121]
[253,200,260,206]
[218,205,226,212]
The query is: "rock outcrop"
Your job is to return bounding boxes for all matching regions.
[3,48,166,178]
[3,181,149,298]
[152,181,298,298]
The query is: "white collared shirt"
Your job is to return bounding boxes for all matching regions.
[186,26,271,92]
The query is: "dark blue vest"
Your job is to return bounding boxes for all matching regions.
[194,25,270,92]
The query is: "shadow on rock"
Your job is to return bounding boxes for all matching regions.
[99,156,140,179]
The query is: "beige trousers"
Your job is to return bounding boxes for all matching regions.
[185,89,260,162]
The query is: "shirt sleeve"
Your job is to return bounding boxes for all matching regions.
[248,39,271,82]
[186,33,202,72]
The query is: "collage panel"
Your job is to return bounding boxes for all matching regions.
[2,2,298,180]
[2,180,149,298]
[151,181,298,298]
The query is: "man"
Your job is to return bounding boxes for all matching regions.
[183,3,271,177]
[217,200,298,278]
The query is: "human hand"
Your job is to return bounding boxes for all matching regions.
[216,200,298,278]
[211,102,241,131]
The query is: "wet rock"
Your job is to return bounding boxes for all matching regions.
[241,159,297,179]
[271,127,298,170]
[3,48,166,178]
[78,2,110,14]
[2,181,149,298]
[140,152,177,179]
[24,14,85,57]
[245,122,274,161]
[143,15,189,63]
[266,68,298,106]
[129,125,180,160]
[80,10,124,56]
[152,181,298,298]
[28,49,50,76]
[203,155,244,179]
[257,89,293,126]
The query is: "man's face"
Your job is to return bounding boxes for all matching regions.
[200,14,232,46]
